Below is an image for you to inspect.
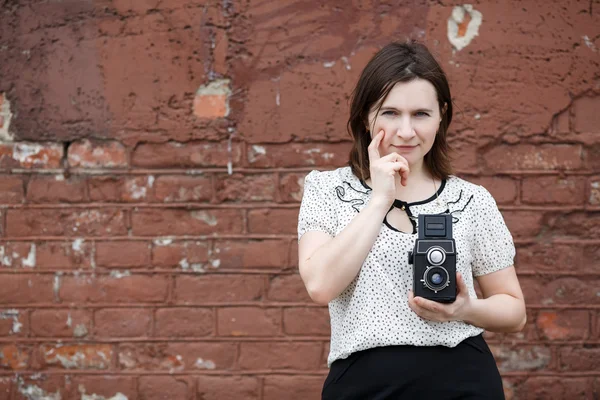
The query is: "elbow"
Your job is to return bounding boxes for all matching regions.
[515,313,527,332]
[510,305,527,333]
[306,284,333,306]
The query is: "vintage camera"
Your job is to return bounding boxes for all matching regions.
[408,214,456,303]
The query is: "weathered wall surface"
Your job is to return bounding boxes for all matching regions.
[0,0,598,399]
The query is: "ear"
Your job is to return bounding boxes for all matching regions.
[441,102,448,116]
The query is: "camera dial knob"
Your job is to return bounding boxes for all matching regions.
[427,247,446,265]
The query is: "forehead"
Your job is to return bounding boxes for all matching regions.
[381,78,438,108]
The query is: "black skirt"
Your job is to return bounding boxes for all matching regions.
[322,334,504,400]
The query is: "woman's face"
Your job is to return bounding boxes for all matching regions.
[367,78,443,169]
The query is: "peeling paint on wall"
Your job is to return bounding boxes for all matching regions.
[447,4,482,51]
[0,93,13,141]
[0,309,22,334]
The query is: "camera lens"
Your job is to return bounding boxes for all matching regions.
[423,266,449,292]
[431,273,443,285]
[427,247,446,266]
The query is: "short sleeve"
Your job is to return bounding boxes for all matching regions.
[471,186,516,276]
[297,170,338,242]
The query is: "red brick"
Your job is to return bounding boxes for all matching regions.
[267,274,311,302]
[214,239,288,269]
[96,241,151,268]
[516,377,592,400]
[212,29,228,75]
[573,96,600,133]
[60,275,168,303]
[12,374,72,398]
[119,342,236,371]
[465,176,518,204]
[559,346,600,371]
[585,144,600,170]
[0,344,29,370]
[247,209,298,234]
[0,242,37,268]
[30,309,91,338]
[215,173,277,202]
[151,240,209,269]
[239,342,322,370]
[132,141,242,168]
[218,307,280,336]
[155,308,213,337]
[290,240,298,268]
[521,176,586,205]
[6,208,128,237]
[489,344,552,372]
[263,376,324,400]
[153,175,212,202]
[68,139,128,168]
[280,172,305,202]
[516,243,583,272]
[519,276,600,305]
[95,308,152,337]
[38,344,113,370]
[138,376,192,400]
[174,275,263,304]
[0,142,63,169]
[196,376,260,400]
[71,376,137,399]
[0,275,54,304]
[194,93,229,119]
[483,144,583,170]
[26,175,87,203]
[502,211,544,238]
[536,310,590,340]
[247,143,350,168]
[590,176,600,205]
[0,377,10,399]
[35,240,93,270]
[0,309,28,336]
[283,307,330,336]
[550,108,570,134]
[449,138,479,170]
[0,175,24,203]
[131,208,243,236]
[88,176,155,202]
[550,212,600,238]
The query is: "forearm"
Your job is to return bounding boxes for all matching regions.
[302,200,389,304]
[460,294,526,333]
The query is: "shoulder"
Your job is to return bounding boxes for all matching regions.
[304,166,355,190]
[446,176,495,200]
[444,176,500,215]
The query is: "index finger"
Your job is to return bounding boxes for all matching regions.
[367,130,384,162]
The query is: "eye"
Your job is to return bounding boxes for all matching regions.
[415,111,430,117]
[381,110,397,116]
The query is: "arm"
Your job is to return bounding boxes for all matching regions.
[299,198,389,305]
[461,266,526,333]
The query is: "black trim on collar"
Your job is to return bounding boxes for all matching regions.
[359,178,447,208]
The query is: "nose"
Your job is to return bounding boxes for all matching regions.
[394,115,416,140]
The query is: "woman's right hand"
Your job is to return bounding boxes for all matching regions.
[367,130,410,208]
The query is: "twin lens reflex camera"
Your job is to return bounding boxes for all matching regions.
[407,214,457,303]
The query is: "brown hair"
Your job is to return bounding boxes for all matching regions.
[347,40,453,181]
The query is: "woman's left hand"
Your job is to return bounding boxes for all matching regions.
[408,271,472,323]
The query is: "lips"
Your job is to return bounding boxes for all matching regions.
[393,145,417,150]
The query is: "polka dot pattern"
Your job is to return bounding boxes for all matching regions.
[297,167,516,367]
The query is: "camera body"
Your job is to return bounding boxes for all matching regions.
[408,214,456,303]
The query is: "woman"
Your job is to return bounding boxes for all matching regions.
[297,41,526,399]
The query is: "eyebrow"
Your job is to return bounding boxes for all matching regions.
[380,106,434,113]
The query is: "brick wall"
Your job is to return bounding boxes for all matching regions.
[0,0,598,399]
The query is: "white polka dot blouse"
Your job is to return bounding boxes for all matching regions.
[298,166,516,367]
